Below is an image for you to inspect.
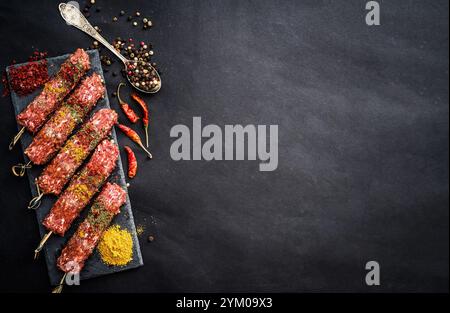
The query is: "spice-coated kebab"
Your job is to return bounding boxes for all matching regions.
[25,73,105,165]
[34,139,119,257]
[52,182,126,293]
[28,109,117,209]
[10,49,90,149]
[57,182,126,273]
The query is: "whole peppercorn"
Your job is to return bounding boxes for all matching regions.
[90,0,96,4]
[113,16,118,22]
[143,18,148,23]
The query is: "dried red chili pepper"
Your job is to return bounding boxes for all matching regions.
[117,123,152,159]
[131,93,150,147]
[124,146,137,178]
[117,83,139,123]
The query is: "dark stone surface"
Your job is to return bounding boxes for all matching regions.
[0,0,448,292]
[6,50,143,286]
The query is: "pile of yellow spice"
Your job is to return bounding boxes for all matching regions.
[98,225,133,266]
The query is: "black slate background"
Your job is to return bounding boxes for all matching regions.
[0,0,448,292]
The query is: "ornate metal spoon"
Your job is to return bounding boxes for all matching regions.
[58,2,161,94]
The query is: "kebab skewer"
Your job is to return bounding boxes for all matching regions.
[34,139,119,258]
[52,182,127,293]
[9,48,90,150]
[28,108,118,210]
[12,73,105,176]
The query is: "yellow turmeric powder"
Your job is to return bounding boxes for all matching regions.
[98,225,133,266]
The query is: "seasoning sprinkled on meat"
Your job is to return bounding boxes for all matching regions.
[57,182,126,273]
[16,48,90,133]
[37,108,118,196]
[25,73,105,165]
[43,139,119,236]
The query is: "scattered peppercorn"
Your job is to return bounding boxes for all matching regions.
[113,16,118,22]
[120,10,125,16]
[135,11,141,17]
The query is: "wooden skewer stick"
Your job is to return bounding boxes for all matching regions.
[28,181,43,210]
[11,160,32,177]
[34,231,53,260]
[9,127,25,150]
[51,273,67,294]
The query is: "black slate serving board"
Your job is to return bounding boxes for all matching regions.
[7,50,143,286]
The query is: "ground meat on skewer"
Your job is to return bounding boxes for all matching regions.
[43,139,119,236]
[37,108,118,196]
[57,182,126,273]
[16,48,90,133]
[25,73,105,165]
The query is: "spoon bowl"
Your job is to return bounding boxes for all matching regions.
[124,60,161,94]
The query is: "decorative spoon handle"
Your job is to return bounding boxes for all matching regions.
[58,2,128,64]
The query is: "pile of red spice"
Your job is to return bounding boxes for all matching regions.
[2,50,49,97]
